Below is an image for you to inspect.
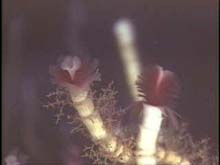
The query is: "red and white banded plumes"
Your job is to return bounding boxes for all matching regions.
[136,65,181,129]
[137,65,180,108]
[49,55,100,92]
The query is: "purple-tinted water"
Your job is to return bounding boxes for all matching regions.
[3,0,217,163]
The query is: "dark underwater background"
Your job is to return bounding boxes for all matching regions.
[3,0,218,164]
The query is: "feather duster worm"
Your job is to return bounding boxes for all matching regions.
[49,55,100,102]
[137,65,181,129]
[136,65,180,107]
[50,55,133,164]
[49,55,107,140]
[135,65,189,165]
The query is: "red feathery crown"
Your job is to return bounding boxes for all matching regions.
[137,65,180,108]
[49,55,100,90]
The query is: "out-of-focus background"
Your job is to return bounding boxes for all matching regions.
[3,0,218,164]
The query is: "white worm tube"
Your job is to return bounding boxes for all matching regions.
[70,93,133,163]
[72,95,108,141]
[136,104,163,165]
[113,19,142,101]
